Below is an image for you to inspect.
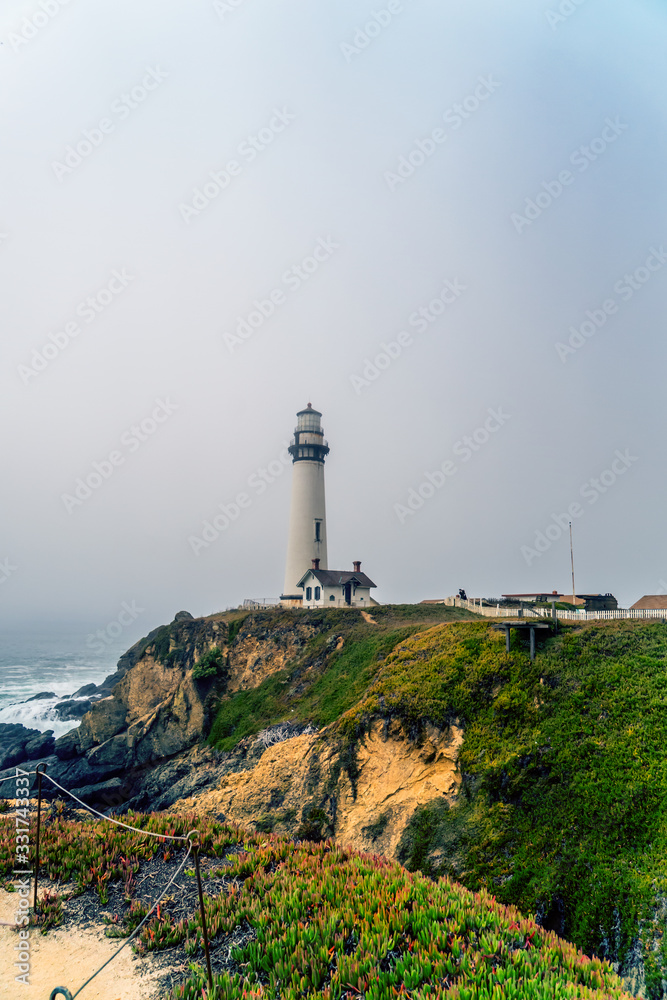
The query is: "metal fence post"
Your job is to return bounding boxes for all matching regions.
[34,762,48,913]
[192,842,214,991]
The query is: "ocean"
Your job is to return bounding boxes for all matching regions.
[0,624,136,739]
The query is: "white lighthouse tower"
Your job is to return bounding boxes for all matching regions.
[281,403,329,604]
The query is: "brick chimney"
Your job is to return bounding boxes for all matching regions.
[353,561,361,572]
[312,558,320,570]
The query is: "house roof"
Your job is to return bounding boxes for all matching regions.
[502,593,564,598]
[297,568,377,589]
[630,595,667,610]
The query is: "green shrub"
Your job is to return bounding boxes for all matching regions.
[151,627,171,663]
[192,647,226,680]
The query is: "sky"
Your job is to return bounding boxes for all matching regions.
[1,0,666,641]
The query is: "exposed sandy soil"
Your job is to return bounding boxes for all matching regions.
[175,717,462,860]
[0,889,166,1000]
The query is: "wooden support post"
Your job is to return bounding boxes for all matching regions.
[530,626,536,662]
[505,625,511,654]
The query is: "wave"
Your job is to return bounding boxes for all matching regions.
[0,697,93,739]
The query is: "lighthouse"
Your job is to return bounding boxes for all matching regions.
[281,403,330,604]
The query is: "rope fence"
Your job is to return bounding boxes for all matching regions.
[1,762,215,999]
[0,770,37,786]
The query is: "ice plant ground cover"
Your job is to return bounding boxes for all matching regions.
[0,810,630,1000]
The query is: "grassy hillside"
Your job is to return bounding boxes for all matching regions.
[334,619,667,993]
[206,611,667,990]
[0,809,630,999]
[208,605,474,751]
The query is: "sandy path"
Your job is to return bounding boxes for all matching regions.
[0,890,166,1000]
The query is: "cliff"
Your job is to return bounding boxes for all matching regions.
[3,608,667,996]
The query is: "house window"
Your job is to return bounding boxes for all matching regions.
[329,594,335,601]
[306,587,312,600]
[314,587,321,600]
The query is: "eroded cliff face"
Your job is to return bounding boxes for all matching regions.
[6,610,463,904]
[57,608,465,872]
[173,717,463,863]
[76,617,230,757]
[52,613,329,803]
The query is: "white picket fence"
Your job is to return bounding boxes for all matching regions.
[445,597,667,622]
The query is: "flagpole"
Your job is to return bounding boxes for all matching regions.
[569,521,576,606]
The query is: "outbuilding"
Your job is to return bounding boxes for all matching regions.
[297,560,377,608]
[630,595,667,611]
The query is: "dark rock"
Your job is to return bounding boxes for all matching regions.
[60,755,124,789]
[69,776,126,808]
[23,731,55,760]
[0,745,29,771]
[87,734,134,770]
[93,670,126,696]
[0,722,45,770]
[0,755,61,796]
[24,691,57,702]
[53,699,93,720]
[71,683,99,698]
[0,722,42,749]
[173,611,194,622]
[54,729,82,760]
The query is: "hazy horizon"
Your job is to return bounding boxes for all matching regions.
[2,0,666,636]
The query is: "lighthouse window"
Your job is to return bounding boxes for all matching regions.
[314,587,321,600]
[306,587,312,600]
[314,521,321,541]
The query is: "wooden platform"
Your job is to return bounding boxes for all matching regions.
[493,621,555,660]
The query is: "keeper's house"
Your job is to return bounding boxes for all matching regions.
[297,560,377,609]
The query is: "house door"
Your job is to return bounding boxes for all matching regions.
[344,583,352,605]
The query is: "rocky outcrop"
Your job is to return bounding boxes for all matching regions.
[171,717,463,860]
[0,723,55,771]
[0,610,463,872]
[226,619,319,692]
[0,611,324,810]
